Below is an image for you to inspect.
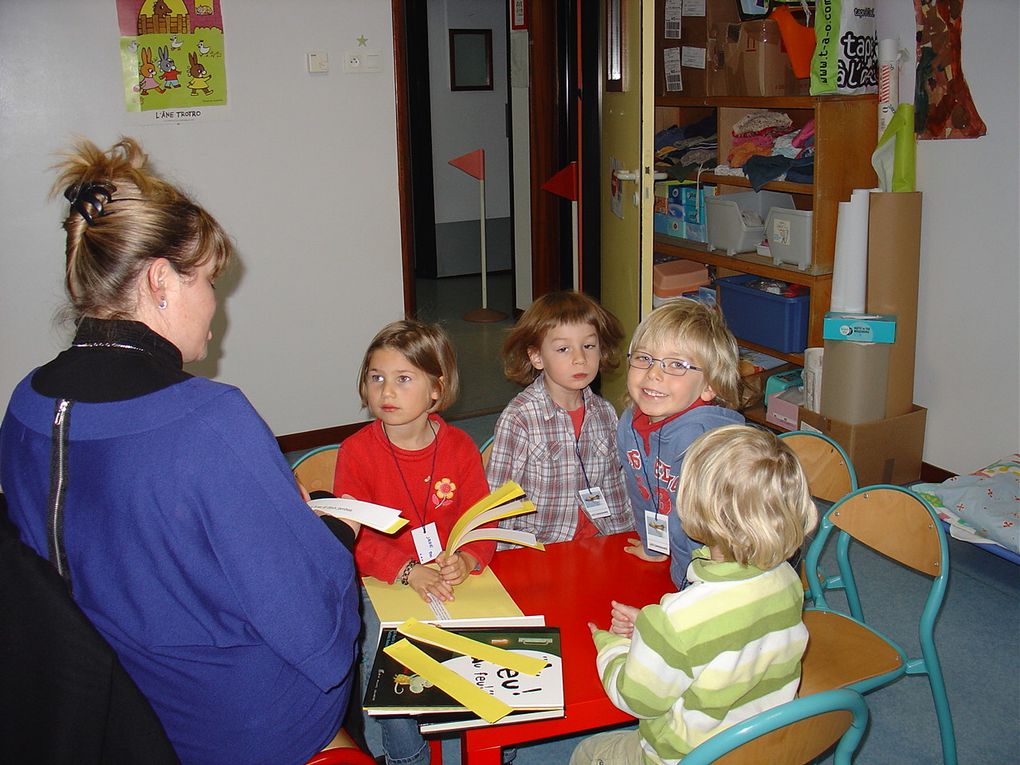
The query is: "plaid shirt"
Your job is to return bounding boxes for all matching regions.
[486,375,634,544]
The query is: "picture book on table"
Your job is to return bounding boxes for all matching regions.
[363,625,563,721]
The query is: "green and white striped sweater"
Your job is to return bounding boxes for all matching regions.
[593,549,807,764]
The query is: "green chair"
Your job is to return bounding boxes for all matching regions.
[800,485,957,765]
[291,444,340,495]
[682,688,869,765]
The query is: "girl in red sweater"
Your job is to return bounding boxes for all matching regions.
[334,319,493,765]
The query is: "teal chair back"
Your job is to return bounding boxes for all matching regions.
[479,435,495,469]
[682,688,869,765]
[800,485,957,765]
[778,430,858,504]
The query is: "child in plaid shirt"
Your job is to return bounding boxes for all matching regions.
[486,291,634,544]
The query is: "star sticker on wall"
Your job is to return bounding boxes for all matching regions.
[357,35,368,47]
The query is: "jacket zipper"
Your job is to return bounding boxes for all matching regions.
[47,397,73,585]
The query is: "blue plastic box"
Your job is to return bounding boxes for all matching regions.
[717,275,810,353]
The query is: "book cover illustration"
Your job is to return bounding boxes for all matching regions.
[363,626,562,716]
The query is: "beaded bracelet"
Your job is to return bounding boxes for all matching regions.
[398,560,417,586]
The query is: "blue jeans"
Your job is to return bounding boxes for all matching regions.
[360,587,430,765]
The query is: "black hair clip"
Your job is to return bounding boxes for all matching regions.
[64,181,117,225]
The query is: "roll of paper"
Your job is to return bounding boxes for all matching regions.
[830,189,871,313]
[820,339,890,425]
[877,38,901,138]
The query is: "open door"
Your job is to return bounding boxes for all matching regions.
[599,0,654,406]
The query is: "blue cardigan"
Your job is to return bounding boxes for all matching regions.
[617,403,745,587]
[1,374,360,765]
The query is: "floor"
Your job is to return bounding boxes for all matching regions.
[414,273,521,422]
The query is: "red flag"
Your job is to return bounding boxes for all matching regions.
[542,162,578,201]
[449,149,485,180]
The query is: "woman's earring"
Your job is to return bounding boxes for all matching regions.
[158,297,168,310]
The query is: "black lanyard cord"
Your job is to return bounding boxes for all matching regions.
[383,418,439,528]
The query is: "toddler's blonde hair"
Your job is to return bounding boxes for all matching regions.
[678,425,817,570]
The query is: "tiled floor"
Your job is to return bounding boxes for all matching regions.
[415,273,521,422]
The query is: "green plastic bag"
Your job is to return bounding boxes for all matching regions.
[810,0,877,95]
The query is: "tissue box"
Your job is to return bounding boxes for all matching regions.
[767,387,803,431]
[823,312,897,344]
[764,368,804,402]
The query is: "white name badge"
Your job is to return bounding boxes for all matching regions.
[579,486,612,519]
[412,521,442,564]
[644,510,671,556]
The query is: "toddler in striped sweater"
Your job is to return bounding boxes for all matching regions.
[572,425,818,765]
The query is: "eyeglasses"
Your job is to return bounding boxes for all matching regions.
[627,352,702,377]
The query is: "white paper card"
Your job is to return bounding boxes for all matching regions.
[413,521,442,564]
[579,487,611,519]
[644,510,671,556]
[308,497,408,534]
[681,46,706,70]
[664,47,683,92]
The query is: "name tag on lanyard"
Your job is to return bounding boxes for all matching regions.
[644,510,671,555]
[412,521,442,564]
[579,486,611,519]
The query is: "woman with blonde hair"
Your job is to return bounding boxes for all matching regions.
[0,137,361,764]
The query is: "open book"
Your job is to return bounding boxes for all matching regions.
[363,623,563,727]
[444,481,544,555]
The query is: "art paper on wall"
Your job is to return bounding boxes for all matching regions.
[117,0,228,120]
[913,0,986,140]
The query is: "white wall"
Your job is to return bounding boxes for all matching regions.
[879,2,1020,473]
[0,0,404,436]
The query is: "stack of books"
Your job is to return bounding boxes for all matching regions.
[363,623,564,732]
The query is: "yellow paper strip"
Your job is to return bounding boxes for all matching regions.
[384,639,513,723]
[397,618,547,675]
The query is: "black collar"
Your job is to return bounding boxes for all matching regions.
[31,318,191,402]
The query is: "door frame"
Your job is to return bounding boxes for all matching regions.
[391,0,580,315]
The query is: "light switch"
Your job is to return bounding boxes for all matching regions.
[307,52,329,73]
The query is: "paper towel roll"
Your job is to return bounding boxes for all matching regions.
[820,339,890,424]
[830,189,871,313]
[802,346,824,413]
[877,38,901,137]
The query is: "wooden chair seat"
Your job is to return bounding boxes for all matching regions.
[292,445,340,494]
[800,610,903,697]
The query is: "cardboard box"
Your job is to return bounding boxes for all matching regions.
[767,387,803,431]
[866,193,922,417]
[798,405,927,486]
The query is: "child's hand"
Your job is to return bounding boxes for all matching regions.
[437,551,477,586]
[587,622,599,635]
[623,537,668,562]
[407,564,455,603]
[609,600,639,638]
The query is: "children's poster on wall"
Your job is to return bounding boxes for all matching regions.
[116,0,228,123]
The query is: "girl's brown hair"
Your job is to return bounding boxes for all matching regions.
[501,291,624,386]
[51,137,233,321]
[678,425,817,570]
[357,320,460,412]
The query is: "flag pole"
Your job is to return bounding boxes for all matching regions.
[451,148,506,323]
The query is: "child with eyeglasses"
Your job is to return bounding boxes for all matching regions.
[617,298,745,588]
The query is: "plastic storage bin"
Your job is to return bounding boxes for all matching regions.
[717,274,810,353]
[705,190,795,255]
[764,207,813,270]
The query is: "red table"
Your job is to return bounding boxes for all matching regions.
[444,533,675,764]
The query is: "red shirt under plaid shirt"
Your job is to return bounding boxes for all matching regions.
[486,375,634,545]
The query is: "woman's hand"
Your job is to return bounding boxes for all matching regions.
[437,551,476,586]
[407,564,455,603]
[609,600,639,638]
[623,537,668,562]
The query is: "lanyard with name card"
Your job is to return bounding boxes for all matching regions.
[385,420,443,564]
[575,438,611,520]
[632,423,671,556]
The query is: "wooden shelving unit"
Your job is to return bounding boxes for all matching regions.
[652,94,878,351]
